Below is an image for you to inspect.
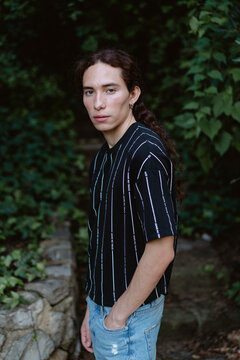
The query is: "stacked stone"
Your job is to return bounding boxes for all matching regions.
[0,224,81,360]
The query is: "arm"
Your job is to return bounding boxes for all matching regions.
[105,235,175,329]
[81,304,94,353]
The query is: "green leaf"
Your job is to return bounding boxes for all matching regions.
[194,74,206,82]
[214,131,232,156]
[187,65,203,75]
[36,262,45,271]
[199,119,222,140]
[14,268,27,279]
[211,17,227,25]
[2,291,20,308]
[213,52,227,64]
[205,86,218,95]
[232,102,240,123]
[199,11,211,19]
[208,70,223,81]
[183,102,199,110]
[3,255,12,267]
[200,106,211,115]
[175,116,195,129]
[8,276,23,287]
[0,246,6,254]
[194,91,205,98]
[198,28,206,38]
[187,84,201,92]
[196,111,204,121]
[81,36,98,52]
[183,129,195,139]
[204,264,215,272]
[196,143,213,172]
[11,250,22,261]
[218,3,230,12]
[229,68,240,82]
[189,16,200,32]
[213,89,233,116]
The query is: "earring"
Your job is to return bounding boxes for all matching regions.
[129,103,134,110]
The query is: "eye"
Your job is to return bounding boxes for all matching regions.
[106,88,116,94]
[84,90,93,96]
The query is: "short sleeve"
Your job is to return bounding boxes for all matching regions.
[134,166,177,242]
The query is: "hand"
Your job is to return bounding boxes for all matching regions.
[104,311,127,330]
[81,304,94,353]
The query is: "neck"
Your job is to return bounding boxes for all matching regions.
[103,114,136,148]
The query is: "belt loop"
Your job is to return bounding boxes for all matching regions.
[100,304,104,316]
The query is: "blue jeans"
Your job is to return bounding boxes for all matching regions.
[86,295,165,360]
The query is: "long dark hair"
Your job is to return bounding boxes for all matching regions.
[75,49,179,172]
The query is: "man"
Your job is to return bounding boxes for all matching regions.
[77,49,178,360]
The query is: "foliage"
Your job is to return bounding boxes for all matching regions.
[175,0,240,172]
[0,244,45,309]
[0,0,239,304]
[174,0,240,238]
[0,113,86,243]
[0,0,88,308]
[227,281,240,306]
[72,208,89,263]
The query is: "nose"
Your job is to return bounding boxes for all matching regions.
[94,93,105,110]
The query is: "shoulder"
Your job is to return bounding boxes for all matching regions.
[128,124,172,180]
[131,124,167,156]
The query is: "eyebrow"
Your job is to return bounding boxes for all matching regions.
[83,83,120,89]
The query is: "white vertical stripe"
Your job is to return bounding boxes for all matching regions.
[110,153,116,302]
[170,160,173,193]
[135,183,148,241]
[163,273,167,293]
[92,158,106,301]
[122,160,128,289]
[93,149,100,174]
[137,154,151,180]
[158,170,174,234]
[92,154,107,216]
[127,170,139,265]
[144,172,161,238]
[101,146,123,305]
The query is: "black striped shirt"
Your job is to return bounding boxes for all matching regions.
[86,122,178,307]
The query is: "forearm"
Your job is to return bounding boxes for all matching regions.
[107,236,174,326]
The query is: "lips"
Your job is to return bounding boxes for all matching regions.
[93,115,109,122]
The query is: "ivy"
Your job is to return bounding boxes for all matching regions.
[175,0,240,171]
[0,245,45,309]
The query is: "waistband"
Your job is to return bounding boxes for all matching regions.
[86,294,165,315]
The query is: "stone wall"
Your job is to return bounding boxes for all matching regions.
[0,224,81,360]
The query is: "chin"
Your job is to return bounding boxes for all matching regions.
[92,123,111,131]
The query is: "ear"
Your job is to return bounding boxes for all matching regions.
[129,86,141,105]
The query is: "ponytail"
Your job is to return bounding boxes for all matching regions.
[133,100,178,170]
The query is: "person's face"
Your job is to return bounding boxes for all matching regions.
[82,62,140,136]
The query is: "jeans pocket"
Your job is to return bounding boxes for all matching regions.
[144,322,161,360]
[102,313,130,332]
